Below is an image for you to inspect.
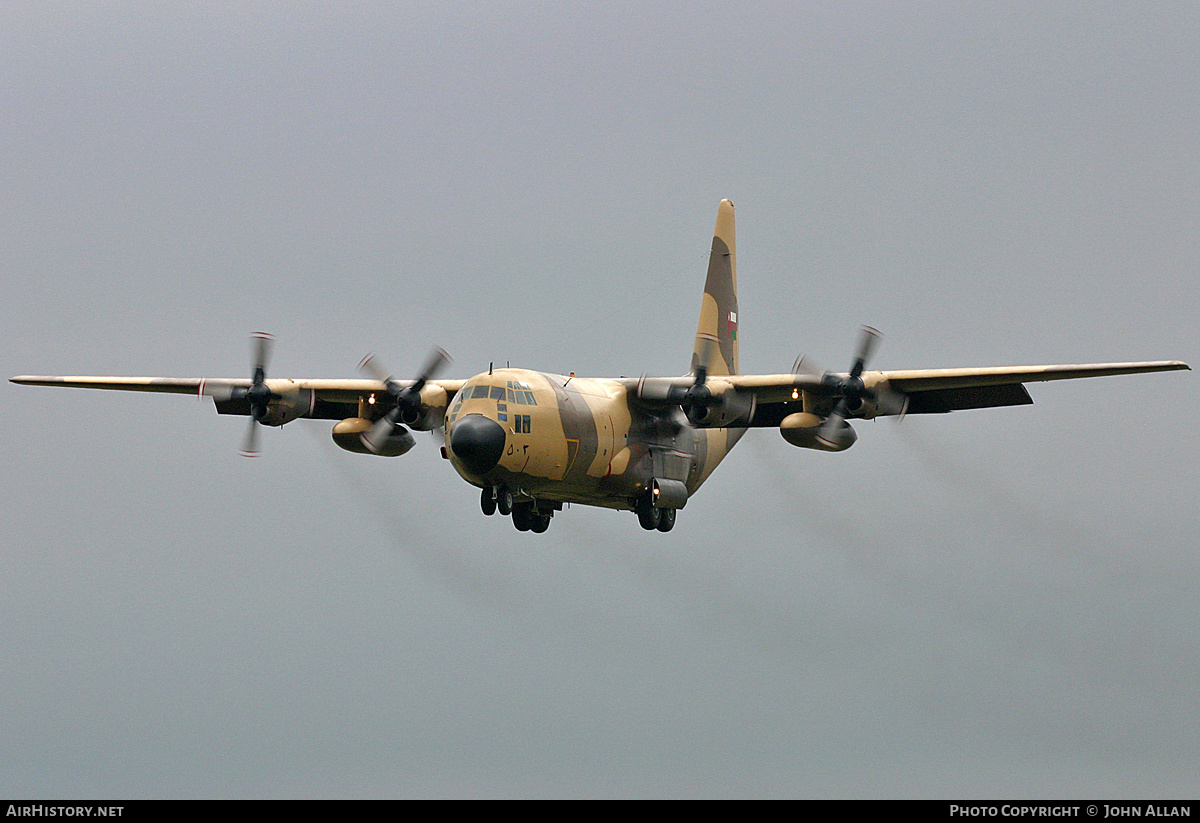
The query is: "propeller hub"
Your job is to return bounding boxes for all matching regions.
[246,382,272,408]
[683,383,710,405]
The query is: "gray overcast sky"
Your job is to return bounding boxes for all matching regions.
[3,2,1197,798]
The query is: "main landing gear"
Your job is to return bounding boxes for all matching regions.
[481,485,553,533]
[481,486,678,534]
[634,492,677,532]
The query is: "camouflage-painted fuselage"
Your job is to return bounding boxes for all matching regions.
[14,198,1185,534]
[444,368,742,511]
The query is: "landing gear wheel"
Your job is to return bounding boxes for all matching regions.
[529,512,551,533]
[636,495,661,530]
[656,507,676,532]
[511,501,533,531]
[497,486,514,516]
[480,486,497,516]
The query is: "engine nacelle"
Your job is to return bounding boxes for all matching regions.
[779,411,857,452]
[257,382,315,426]
[331,417,415,457]
[400,384,449,431]
[847,378,908,420]
[686,384,757,428]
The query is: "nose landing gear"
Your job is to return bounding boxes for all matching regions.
[481,484,515,516]
[482,486,554,533]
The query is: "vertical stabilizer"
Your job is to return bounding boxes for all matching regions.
[692,199,738,377]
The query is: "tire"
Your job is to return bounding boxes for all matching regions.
[529,512,550,533]
[636,498,660,530]
[497,486,514,516]
[656,507,676,532]
[480,486,497,516]
[511,501,533,531]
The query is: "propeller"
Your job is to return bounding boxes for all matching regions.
[357,347,451,454]
[229,332,274,457]
[635,337,756,426]
[816,326,882,449]
[680,337,717,424]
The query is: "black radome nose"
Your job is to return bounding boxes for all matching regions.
[450,414,506,475]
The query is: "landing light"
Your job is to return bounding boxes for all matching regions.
[791,388,799,399]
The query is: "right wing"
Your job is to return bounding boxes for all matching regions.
[8,375,467,420]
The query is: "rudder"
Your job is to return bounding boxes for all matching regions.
[691,199,738,377]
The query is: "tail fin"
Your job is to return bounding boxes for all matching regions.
[692,199,738,377]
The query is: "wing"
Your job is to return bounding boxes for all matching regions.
[8,375,467,420]
[624,360,1189,426]
[864,362,1193,414]
[757,361,1190,423]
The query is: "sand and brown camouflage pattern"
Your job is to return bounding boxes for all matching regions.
[692,198,738,379]
[10,200,1190,531]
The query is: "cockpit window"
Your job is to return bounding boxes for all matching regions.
[462,381,537,405]
[505,380,537,406]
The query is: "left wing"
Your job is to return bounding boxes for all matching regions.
[862,362,1191,414]
[625,360,1189,426]
[755,360,1189,424]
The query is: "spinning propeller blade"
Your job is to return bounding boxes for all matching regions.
[357,347,451,454]
[238,332,274,457]
[817,326,881,449]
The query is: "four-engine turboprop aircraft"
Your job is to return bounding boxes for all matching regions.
[12,200,1189,533]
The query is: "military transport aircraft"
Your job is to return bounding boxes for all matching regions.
[12,200,1189,533]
